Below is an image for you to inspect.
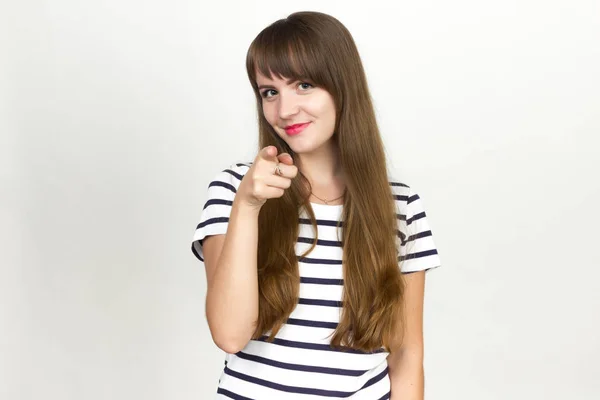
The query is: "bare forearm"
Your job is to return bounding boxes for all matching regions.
[206,198,260,351]
[388,348,424,400]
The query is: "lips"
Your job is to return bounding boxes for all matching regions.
[284,122,310,135]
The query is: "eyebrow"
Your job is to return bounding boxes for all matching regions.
[257,77,298,91]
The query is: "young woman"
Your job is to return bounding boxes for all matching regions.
[191,11,441,399]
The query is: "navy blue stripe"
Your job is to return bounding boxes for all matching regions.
[298,256,342,265]
[209,180,237,193]
[223,365,388,397]
[399,229,432,246]
[197,216,229,230]
[297,237,342,247]
[299,218,343,227]
[377,391,391,400]
[407,193,420,204]
[217,387,254,400]
[255,336,386,354]
[286,318,338,329]
[397,230,406,243]
[300,277,343,285]
[399,248,439,262]
[298,298,342,307]
[203,198,233,210]
[224,169,244,181]
[406,211,426,225]
[361,367,390,391]
[407,230,432,242]
[234,351,368,377]
[389,182,409,188]
[393,194,408,201]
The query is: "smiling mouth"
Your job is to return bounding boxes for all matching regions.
[284,122,308,128]
[284,122,310,135]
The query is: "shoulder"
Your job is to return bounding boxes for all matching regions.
[209,161,253,189]
[218,161,253,179]
[202,162,253,202]
[388,177,415,210]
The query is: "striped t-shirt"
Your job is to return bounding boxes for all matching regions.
[191,162,441,399]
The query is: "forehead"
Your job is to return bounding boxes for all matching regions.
[256,72,298,89]
[255,71,298,86]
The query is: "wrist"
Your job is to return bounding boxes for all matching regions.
[232,196,262,216]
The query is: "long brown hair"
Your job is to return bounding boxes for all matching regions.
[245,11,406,353]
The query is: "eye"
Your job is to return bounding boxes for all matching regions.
[261,89,277,98]
[260,81,313,99]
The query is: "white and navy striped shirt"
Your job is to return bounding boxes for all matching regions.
[191,162,441,399]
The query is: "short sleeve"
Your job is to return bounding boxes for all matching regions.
[191,163,249,262]
[396,185,442,274]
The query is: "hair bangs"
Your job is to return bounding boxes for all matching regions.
[246,21,330,91]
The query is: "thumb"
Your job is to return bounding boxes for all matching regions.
[277,153,294,165]
[260,145,278,162]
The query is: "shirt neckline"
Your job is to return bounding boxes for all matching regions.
[309,202,343,209]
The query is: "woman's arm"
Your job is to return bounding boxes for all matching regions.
[202,147,297,354]
[203,198,261,354]
[388,270,426,400]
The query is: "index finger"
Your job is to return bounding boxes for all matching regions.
[258,145,279,162]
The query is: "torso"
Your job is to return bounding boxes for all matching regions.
[215,187,392,399]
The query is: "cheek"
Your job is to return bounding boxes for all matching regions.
[311,95,336,120]
[316,101,336,128]
[262,104,276,125]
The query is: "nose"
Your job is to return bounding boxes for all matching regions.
[277,93,300,120]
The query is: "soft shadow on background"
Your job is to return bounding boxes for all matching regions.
[1,0,599,399]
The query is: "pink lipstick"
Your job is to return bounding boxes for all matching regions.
[284,122,310,136]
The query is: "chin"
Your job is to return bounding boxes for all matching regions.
[290,143,323,155]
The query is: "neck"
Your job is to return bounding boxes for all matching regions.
[295,141,346,203]
[296,141,342,186]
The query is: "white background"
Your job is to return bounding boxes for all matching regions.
[1,0,599,399]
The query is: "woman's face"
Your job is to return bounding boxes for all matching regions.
[256,71,336,154]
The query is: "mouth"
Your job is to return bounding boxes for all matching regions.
[284,122,311,135]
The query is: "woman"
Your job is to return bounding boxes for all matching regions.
[191,11,441,399]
